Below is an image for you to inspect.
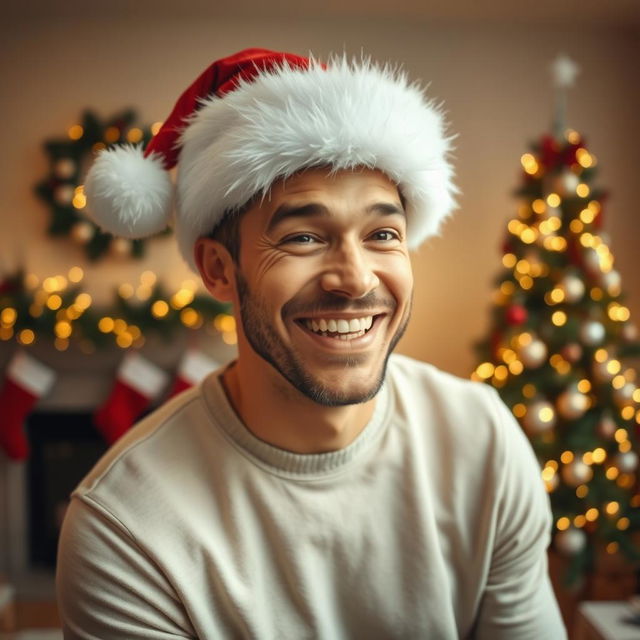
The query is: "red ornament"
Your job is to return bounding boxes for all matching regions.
[505,305,528,325]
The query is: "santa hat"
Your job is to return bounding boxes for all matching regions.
[85,47,457,270]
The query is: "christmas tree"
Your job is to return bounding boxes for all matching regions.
[473,55,640,588]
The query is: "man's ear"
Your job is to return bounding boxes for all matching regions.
[194,237,236,303]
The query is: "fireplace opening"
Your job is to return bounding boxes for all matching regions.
[26,413,108,569]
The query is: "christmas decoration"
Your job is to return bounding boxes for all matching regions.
[35,109,169,261]
[94,353,169,444]
[561,458,593,486]
[556,385,589,420]
[169,349,220,398]
[472,55,640,588]
[555,527,587,556]
[0,268,232,352]
[0,351,56,460]
[523,400,556,433]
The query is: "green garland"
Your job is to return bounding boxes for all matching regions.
[0,269,232,353]
[34,109,170,262]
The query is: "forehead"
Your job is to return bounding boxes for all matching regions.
[243,167,404,230]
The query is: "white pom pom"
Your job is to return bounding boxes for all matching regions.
[84,145,173,238]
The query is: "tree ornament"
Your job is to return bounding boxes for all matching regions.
[557,385,589,420]
[505,304,528,326]
[582,247,601,275]
[600,269,621,295]
[561,458,593,486]
[560,274,585,303]
[71,221,94,244]
[561,343,582,363]
[613,451,638,474]
[54,158,76,179]
[613,382,637,408]
[596,413,617,439]
[522,400,556,433]
[518,338,548,368]
[111,237,133,257]
[54,184,74,206]
[592,358,615,383]
[555,527,587,556]
[549,170,580,197]
[580,320,605,346]
[621,323,638,342]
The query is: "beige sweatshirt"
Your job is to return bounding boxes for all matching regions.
[56,354,567,639]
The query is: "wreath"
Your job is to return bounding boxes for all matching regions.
[35,109,169,261]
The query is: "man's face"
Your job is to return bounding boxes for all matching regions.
[232,167,413,406]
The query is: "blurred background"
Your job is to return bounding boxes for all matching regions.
[0,0,638,636]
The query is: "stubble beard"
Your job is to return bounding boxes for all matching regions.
[235,269,411,407]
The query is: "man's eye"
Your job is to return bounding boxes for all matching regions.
[284,234,317,244]
[370,230,400,242]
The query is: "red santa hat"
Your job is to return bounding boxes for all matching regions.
[85,48,457,270]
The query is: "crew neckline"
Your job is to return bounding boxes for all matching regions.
[201,367,391,478]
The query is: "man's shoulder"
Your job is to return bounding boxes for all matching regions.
[73,375,218,505]
[386,353,508,450]
[387,352,495,405]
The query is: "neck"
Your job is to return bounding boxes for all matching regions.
[222,360,376,454]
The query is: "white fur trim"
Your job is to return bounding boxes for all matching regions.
[84,145,173,238]
[176,55,457,269]
[117,353,169,399]
[7,350,56,397]
[177,350,219,385]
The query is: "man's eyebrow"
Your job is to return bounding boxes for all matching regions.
[267,201,405,233]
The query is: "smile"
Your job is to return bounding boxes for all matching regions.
[300,316,375,341]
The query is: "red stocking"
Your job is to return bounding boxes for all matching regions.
[94,353,168,445]
[169,350,219,398]
[0,351,56,461]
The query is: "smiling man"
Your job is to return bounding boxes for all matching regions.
[57,49,567,639]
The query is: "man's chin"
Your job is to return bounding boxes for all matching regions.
[283,364,387,407]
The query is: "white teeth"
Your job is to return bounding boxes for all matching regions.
[337,319,350,333]
[303,316,374,337]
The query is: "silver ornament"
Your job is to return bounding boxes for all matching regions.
[557,386,589,420]
[613,382,636,407]
[600,269,621,295]
[592,358,615,383]
[580,321,605,346]
[555,527,587,555]
[561,459,593,486]
[522,400,556,433]
[614,451,638,473]
[518,339,548,369]
[560,274,585,303]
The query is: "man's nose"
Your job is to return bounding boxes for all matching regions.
[319,241,380,298]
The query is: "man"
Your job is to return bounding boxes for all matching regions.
[57,48,567,638]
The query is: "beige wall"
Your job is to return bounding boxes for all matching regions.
[1,8,638,378]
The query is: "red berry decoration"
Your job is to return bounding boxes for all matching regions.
[505,304,528,325]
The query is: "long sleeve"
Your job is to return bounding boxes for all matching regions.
[56,498,196,640]
[472,390,567,640]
